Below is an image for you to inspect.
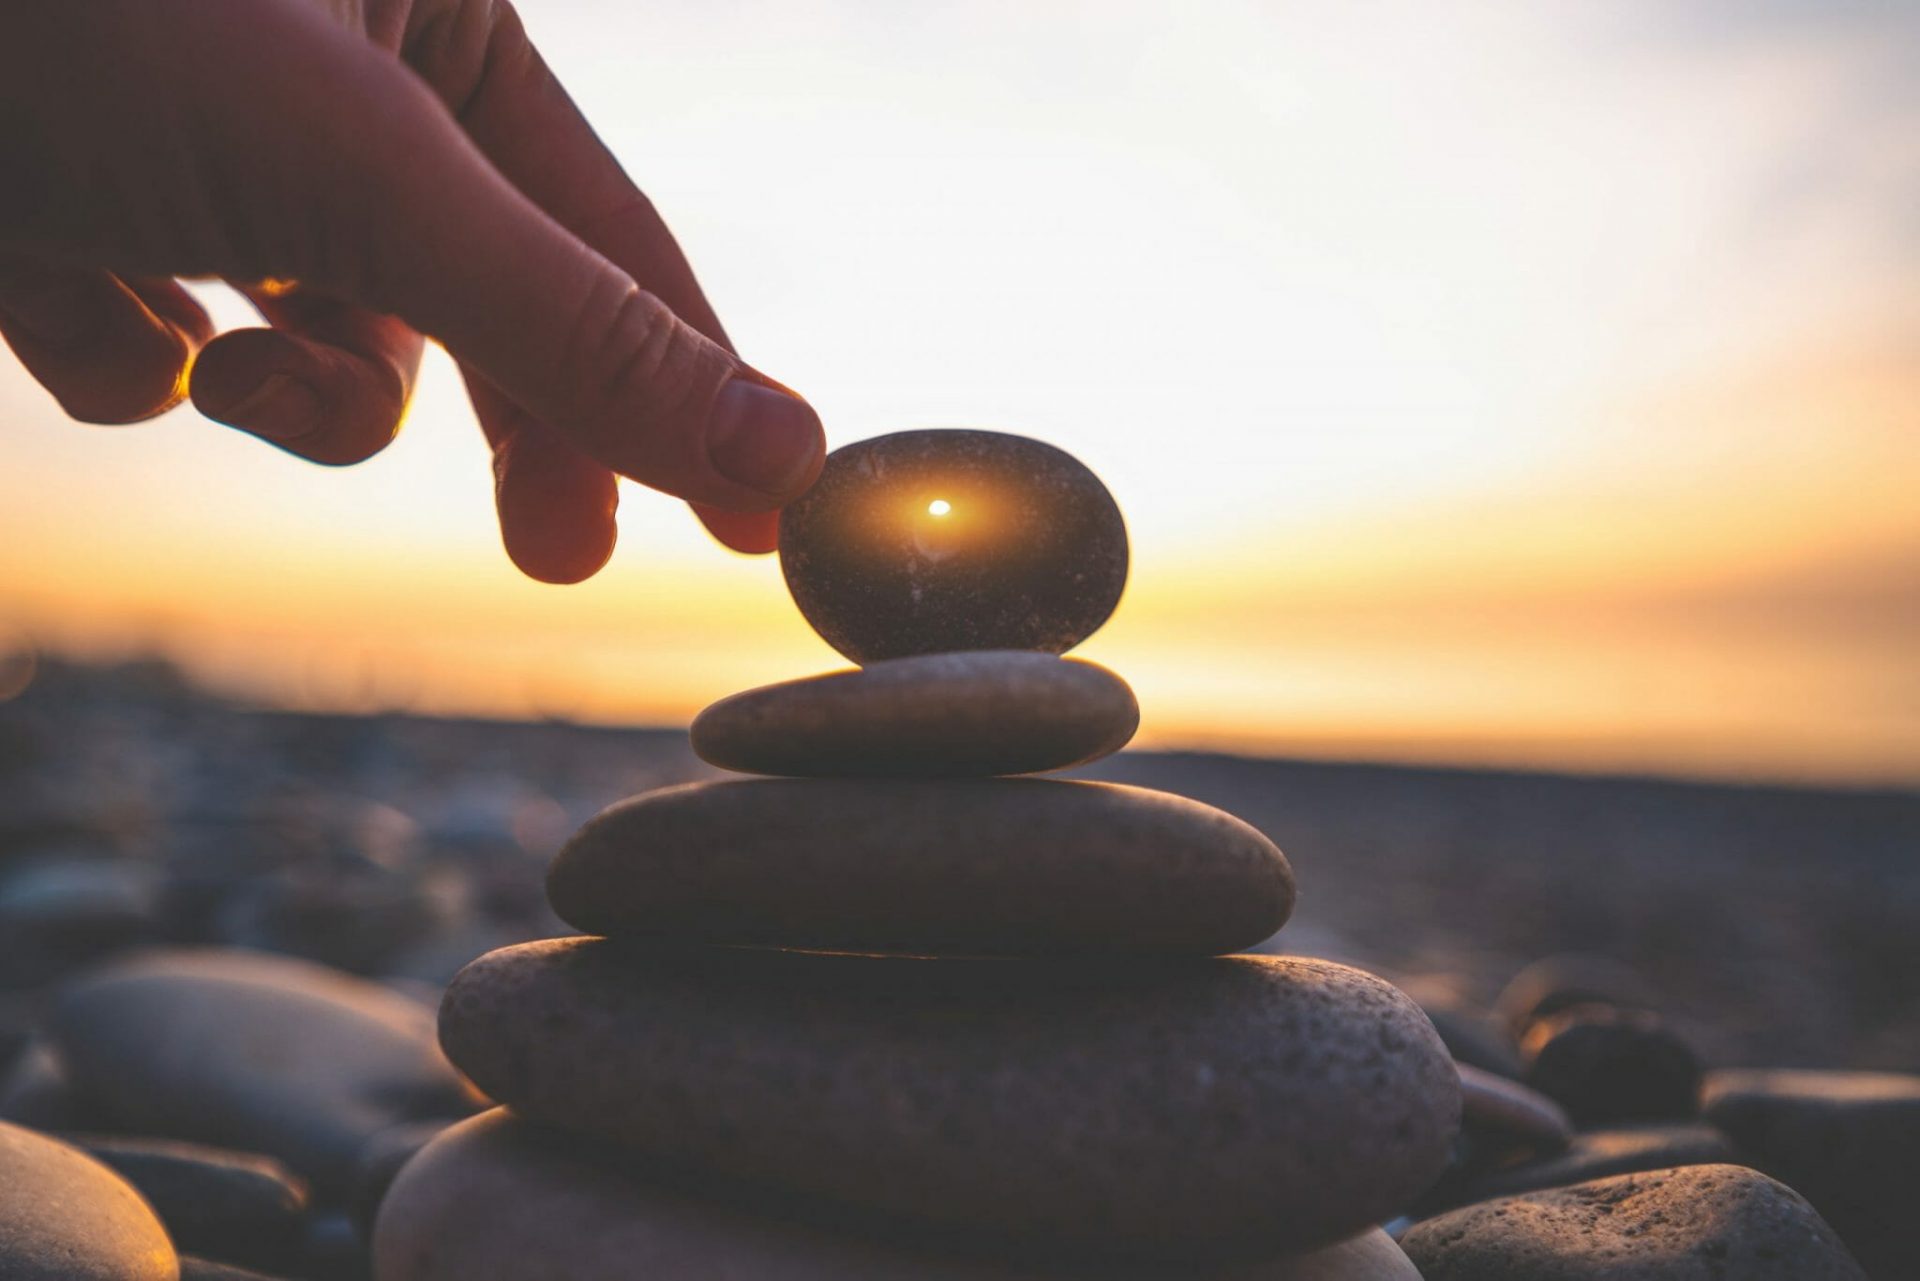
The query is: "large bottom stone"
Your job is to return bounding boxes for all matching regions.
[375,1110,1423,1279]
[439,939,1458,1261]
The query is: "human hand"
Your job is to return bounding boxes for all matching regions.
[0,0,824,580]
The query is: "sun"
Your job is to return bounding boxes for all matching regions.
[927,499,952,517]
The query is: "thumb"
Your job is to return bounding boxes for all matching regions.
[349,76,822,510]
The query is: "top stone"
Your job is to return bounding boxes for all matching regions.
[778,430,1128,663]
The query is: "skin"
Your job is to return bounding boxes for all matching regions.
[0,0,827,580]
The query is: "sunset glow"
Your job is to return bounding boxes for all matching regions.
[1,1,1915,785]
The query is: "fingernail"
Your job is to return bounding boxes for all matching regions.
[206,372,323,442]
[0,287,97,348]
[707,379,824,498]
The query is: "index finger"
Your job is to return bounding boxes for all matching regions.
[405,1,733,352]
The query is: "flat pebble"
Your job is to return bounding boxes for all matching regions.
[0,1118,177,1281]
[51,949,479,1198]
[549,779,1293,957]
[1402,1163,1866,1279]
[376,1110,1422,1279]
[778,430,1128,663]
[64,1135,309,1273]
[439,939,1459,1261]
[691,651,1139,777]
[1521,1003,1700,1125]
[1704,1068,1920,1279]
[1457,1063,1572,1153]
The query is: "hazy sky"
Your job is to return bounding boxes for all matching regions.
[2,1,1915,783]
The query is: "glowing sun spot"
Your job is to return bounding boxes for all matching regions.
[927,499,952,517]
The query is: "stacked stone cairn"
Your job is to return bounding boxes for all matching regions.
[375,431,1461,1278]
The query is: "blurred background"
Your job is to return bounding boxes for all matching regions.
[1,0,1914,785]
[0,7,1917,1275]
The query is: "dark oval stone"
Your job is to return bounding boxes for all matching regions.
[439,939,1459,1262]
[1520,1003,1701,1126]
[778,431,1128,663]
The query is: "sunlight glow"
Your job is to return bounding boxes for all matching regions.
[0,1,1915,785]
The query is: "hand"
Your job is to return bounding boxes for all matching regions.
[0,0,824,580]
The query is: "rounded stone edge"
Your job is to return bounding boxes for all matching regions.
[544,779,1296,956]
[0,1119,180,1281]
[689,652,1141,778]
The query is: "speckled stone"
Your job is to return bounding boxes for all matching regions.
[1704,1068,1920,1279]
[1422,1122,1736,1213]
[1521,1004,1701,1126]
[548,779,1293,957]
[50,949,479,1198]
[778,430,1128,663]
[376,1110,1424,1280]
[439,940,1459,1261]
[691,651,1139,778]
[1402,1164,1866,1280]
[0,1119,178,1281]
[61,1135,309,1273]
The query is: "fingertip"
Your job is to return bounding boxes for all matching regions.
[693,503,780,555]
[0,268,201,424]
[495,432,620,584]
[705,378,826,504]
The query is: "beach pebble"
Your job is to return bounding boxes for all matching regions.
[1522,1003,1700,1125]
[691,651,1139,778]
[1402,1163,1866,1279]
[63,1135,309,1273]
[440,940,1458,1261]
[0,1118,177,1281]
[778,430,1128,663]
[1704,1068,1920,1278]
[50,949,479,1198]
[376,1110,1422,1280]
[549,778,1293,957]
[1423,1121,1735,1212]
[1457,1062,1572,1153]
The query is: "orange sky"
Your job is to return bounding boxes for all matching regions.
[2,1,1916,785]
